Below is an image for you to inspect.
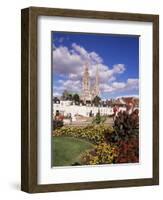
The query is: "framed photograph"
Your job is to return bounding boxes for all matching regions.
[21,7,159,193]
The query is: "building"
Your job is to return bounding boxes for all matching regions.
[52,63,139,121]
[53,102,115,121]
[80,63,100,103]
[122,97,139,108]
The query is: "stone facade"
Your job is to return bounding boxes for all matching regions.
[80,63,100,103]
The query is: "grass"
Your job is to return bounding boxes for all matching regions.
[52,136,94,166]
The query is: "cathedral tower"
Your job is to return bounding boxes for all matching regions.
[81,63,92,103]
[82,63,90,92]
[81,63,100,103]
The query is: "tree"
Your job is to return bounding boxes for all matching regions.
[68,94,73,101]
[53,96,60,103]
[95,111,101,124]
[62,90,69,100]
[92,96,101,106]
[73,93,80,103]
[62,90,73,100]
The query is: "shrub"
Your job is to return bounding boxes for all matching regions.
[105,110,139,143]
[92,112,101,124]
[81,138,139,165]
[115,137,139,163]
[92,113,107,125]
[81,143,118,165]
[103,110,139,164]
[53,120,63,130]
[115,110,139,137]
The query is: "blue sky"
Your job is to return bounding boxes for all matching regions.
[52,31,139,99]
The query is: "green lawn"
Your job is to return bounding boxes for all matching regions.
[52,136,94,166]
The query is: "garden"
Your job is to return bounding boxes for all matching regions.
[52,109,139,166]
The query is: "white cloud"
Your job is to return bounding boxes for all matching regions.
[100,78,139,94]
[112,82,126,89]
[53,91,61,97]
[112,64,125,74]
[68,73,79,80]
[53,43,138,97]
[53,44,126,82]
[53,79,81,95]
[126,78,139,89]
[62,79,81,90]
[72,43,89,60]
[53,46,83,75]
[100,83,114,92]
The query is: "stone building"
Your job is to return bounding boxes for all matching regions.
[80,63,100,103]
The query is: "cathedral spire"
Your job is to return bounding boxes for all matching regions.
[95,64,100,96]
[81,63,100,103]
[82,63,90,91]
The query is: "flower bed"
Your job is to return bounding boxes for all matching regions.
[53,125,114,144]
[81,142,118,165]
[53,110,139,165]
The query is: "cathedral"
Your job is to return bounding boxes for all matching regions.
[80,63,100,103]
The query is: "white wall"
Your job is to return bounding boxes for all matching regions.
[53,103,115,118]
[0,0,162,199]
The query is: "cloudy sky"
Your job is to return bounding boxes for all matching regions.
[52,31,139,99]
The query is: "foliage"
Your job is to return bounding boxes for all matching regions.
[92,112,106,124]
[114,109,139,138]
[53,125,114,144]
[53,96,60,103]
[80,138,139,165]
[94,112,101,124]
[53,110,139,165]
[92,95,101,106]
[68,94,73,101]
[81,143,118,165]
[103,110,139,163]
[62,90,80,102]
[105,110,139,143]
[53,120,63,130]
[73,93,80,103]
[62,90,73,100]
[62,90,69,100]
[115,137,139,163]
